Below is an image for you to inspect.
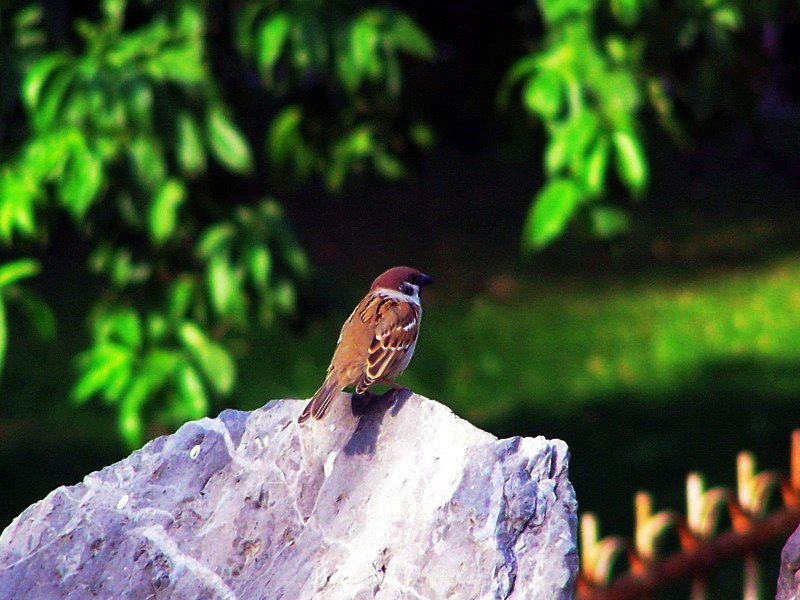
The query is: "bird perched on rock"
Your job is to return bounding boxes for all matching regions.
[298,266,433,423]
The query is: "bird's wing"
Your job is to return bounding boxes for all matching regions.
[357,299,419,392]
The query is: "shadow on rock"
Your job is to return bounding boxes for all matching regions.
[344,389,412,456]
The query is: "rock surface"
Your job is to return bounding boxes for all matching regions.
[0,393,578,599]
[777,524,800,600]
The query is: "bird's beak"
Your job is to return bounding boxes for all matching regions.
[419,273,433,286]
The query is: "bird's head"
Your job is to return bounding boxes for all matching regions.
[371,266,433,300]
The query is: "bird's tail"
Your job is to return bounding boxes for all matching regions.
[297,374,341,423]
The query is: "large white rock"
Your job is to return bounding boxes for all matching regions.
[778,524,800,600]
[0,393,578,599]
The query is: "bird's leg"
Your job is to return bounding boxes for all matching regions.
[376,377,405,391]
[376,378,410,407]
[350,389,381,416]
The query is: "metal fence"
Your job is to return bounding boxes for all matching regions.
[576,431,800,600]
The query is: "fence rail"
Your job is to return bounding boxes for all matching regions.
[576,430,800,600]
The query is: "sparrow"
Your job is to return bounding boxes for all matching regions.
[298,266,433,423]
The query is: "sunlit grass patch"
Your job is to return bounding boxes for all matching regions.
[403,256,800,424]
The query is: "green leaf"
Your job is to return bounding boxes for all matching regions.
[13,4,42,30]
[388,13,434,59]
[545,111,600,176]
[128,135,166,189]
[337,47,360,93]
[325,125,376,191]
[22,129,73,179]
[88,243,113,273]
[175,3,203,38]
[177,362,209,419]
[102,0,127,25]
[196,222,235,258]
[567,111,600,174]
[0,295,6,381]
[257,11,292,77]
[11,190,38,238]
[32,66,76,130]
[374,149,406,179]
[176,112,206,175]
[12,287,56,341]
[246,244,271,290]
[102,308,143,349]
[206,105,253,174]
[523,70,563,120]
[125,79,154,127]
[234,3,263,55]
[73,344,132,404]
[149,178,186,244]
[106,19,168,66]
[0,170,24,243]
[285,245,309,277]
[595,69,641,124]
[544,127,569,176]
[605,35,629,63]
[538,0,593,24]
[342,126,373,156]
[590,205,630,239]
[613,130,648,195]
[326,126,375,188]
[147,312,168,343]
[207,252,238,316]
[22,52,69,112]
[498,53,540,108]
[168,276,196,321]
[712,6,742,31]
[119,374,151,448]
[582,136,610,197]
[101,247,150,287]
[409,122,434,149]
[178,321,236,394]
[353,17,381,78]
[523,178,584,250]
[60,141,103,218]
[267,105,304,164]
[143,349,181,385]
[345,16,382,91]
[2,150,50,241]
[145,44,205,85]
[110,350,180,443]
[273,279,296,313]
[103,354,133,401]
[0,258,40,288]
[610,0,642,27]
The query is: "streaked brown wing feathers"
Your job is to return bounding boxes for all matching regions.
[359,300,419,387]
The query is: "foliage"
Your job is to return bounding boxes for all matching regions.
[500,0,763,250]
[0,0,791,446]
[239,2,435,190]
[0,258,53,381]
[0,0,432,447]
